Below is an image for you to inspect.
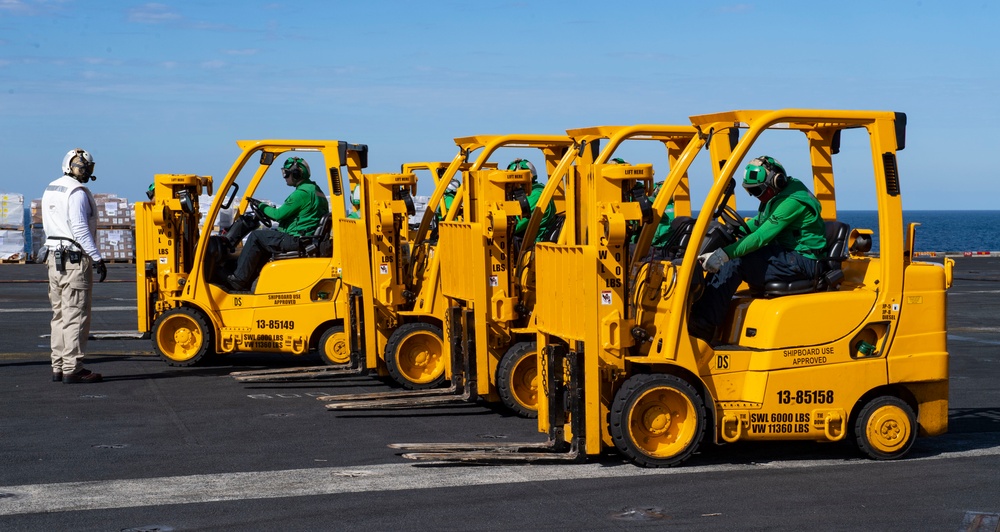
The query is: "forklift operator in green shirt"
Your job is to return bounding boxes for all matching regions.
[227,157,329,291]
[688,155,826,342]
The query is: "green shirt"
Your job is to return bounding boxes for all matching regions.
[722,177,826,260]
[514,180,557,242]
[649,199,675,247]
[261,179,329,237]
[437,190,457,221]
[630,198,674,246]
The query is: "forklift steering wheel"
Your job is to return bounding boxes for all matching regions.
[247,198,273,228]
[718,205,750,239]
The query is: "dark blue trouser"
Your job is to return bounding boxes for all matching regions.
[231,229,299,285]
[691,243,817,328]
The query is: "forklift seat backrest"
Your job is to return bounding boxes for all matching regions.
[542,212,566,243]
[271,213,333,260]
[658,215,695,261]
[762,220,850,297]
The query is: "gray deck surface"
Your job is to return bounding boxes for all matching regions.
[1,259,998,531]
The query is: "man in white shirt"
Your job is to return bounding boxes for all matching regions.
[41,148,107,383]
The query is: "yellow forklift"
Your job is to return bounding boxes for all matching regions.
[228,160,459,383]
[321,135,575,397]
[323,128,699,418]
[393,109,953,466]
[135,140,366,367]
[322,134,576,412]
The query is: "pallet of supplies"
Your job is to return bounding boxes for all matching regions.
[199,194,238,235]
[97,228,135,262]
[93,193,132,227]
[0,228,27,262]
[1,193,27,229]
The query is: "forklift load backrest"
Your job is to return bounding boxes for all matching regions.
[762,220,850,296]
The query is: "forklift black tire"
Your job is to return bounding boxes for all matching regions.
[610,373,706,467]
[385,322,445,390]
[854,395,917,460]
[152,307,215,367]
[318,325,350,366]
[497,341,539,418]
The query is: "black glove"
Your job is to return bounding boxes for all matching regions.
[95,259,107,283]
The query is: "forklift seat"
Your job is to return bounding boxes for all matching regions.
[761,221,850,297]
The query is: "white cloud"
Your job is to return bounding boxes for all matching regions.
[0,0,69,15]
[82,57,123,66]
[223,49,259,56]
[0,0,30,14]
[127,3,182,24]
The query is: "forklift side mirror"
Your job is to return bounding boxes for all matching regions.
[178,190,195,214]
[259,152,275,165]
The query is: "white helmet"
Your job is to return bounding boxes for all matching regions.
[507,159,537,180]
[62,148,95,181]
[445,178,461,193]
[351,185,362,207]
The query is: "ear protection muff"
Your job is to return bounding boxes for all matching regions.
[759,156,788,190]
[282,157,305,181]
[69,150,96,181]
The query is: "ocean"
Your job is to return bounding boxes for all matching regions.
[837,211,1000,254]
[732,210,1000,254]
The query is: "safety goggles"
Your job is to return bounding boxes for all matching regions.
[743,183,766,198]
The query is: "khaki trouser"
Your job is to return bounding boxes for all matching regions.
[47,252,93,373]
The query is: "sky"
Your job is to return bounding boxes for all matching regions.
[1,0,998,210]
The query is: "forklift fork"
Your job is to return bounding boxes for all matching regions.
[388,343,583,463]
[230,288,368,383]
[321,306,478,409]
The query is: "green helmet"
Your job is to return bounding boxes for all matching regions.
[743,155,786,198]
[351,186,361,207]
[506,159,537,180]
[282,156,311,181]
[609,157,629,165]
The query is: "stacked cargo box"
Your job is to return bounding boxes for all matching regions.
[29,198,44,262]
[28,194,137,262]
[15,192,241,264]
[1,193,30,262]
[93,193,135,262]
[199,194,238,235]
